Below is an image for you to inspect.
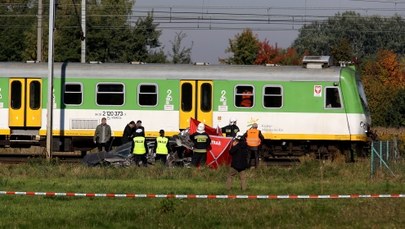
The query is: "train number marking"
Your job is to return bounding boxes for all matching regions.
[218,90,228,111]
[164,89,174,111]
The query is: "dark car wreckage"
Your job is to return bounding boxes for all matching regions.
[82,129,194,167]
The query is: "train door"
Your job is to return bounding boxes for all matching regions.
[8,78,42,128]
[179,80,213,129]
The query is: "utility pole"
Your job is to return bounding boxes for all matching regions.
[37,0,43,62]
[81,0,86,63]
[46,0,55,160]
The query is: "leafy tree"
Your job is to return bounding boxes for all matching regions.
[0,0,36,61]
[361,49,405,127]
[385,89,405,127]
[221,28,259,65]
[254,39,278,65]
[168,31,193,64]
[293,11,405,61]
[145,48,167,63]
[330,38,353,65]
[254,39,301,65]
[86,0,136,62]
[123,12,163,63]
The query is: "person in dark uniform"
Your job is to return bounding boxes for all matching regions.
[221,118,240,138]
[122,121,135,144]
[135,120,145,137]
[190,123,211,167]
[226,133,249,191]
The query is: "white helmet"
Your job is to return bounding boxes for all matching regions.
[230,118,237,125]
[197,123,205,133]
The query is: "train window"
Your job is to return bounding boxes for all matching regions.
[235,85,254,108]
[200,83,212,112]
[29,81,41,110]
[96,83,124,106]
[11,81,22,109]
[64,83,82,105]
[263,86,283,108]
[181,83,192,112]
[138,84,158,106]
[325,87,342,108]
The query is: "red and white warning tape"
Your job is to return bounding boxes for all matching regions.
[1,191,405,199]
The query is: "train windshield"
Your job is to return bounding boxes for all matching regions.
[356,76,371,123]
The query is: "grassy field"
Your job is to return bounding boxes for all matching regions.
[1,158,405,228]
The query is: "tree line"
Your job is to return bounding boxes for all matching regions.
[0,2,403,127]
[0,0,191,63]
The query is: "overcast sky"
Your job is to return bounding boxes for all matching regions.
[134,0,405,63]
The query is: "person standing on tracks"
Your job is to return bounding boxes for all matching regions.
[221,118,240,138]
[122,121,136,145]
[93,117,112,152]
[226,133,249,191]
[243,123,264,169]
[132,128,148,167]
[154,129,169,165]
[190,123,211,167]
[135,120,145,137]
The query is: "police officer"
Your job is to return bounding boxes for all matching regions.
[243,123,265,168]
[190,123,211,167]
[154,129,169,165]
[132,128,148,167]
[221,118,240,138]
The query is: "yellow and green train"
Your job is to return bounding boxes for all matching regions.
[0,57,371,156]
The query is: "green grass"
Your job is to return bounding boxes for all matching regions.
[1,159,405,228]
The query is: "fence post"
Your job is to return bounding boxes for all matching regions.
[371,141,374,178]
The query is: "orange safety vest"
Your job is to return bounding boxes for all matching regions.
[246,129,261,147]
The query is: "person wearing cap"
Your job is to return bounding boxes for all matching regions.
[243,123,265,168]
[122,121,136,144]
[154,129,169,165]
[132,128,148,167]
[93,117,112,152]
[190,122,211,167]
[226,133,249,191]
[135,120,145,137]
[221,118,240,138]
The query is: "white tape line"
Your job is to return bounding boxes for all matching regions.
[1,191,405,199]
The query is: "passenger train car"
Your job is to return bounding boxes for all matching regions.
[0,57,371,157]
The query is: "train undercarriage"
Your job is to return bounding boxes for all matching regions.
[261,140,370,162]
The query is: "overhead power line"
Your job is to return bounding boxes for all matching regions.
[1,5,405,32]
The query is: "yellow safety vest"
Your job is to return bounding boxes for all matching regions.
[133,136,146,154]
[156,136,169,155]
[246,129,261,147]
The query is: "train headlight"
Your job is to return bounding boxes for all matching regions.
[360,121,368,132]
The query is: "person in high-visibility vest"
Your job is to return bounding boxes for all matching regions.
[190,123,211,167]
[154,129,169,165]
[243,123,265,168]
[132,128,148,167]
